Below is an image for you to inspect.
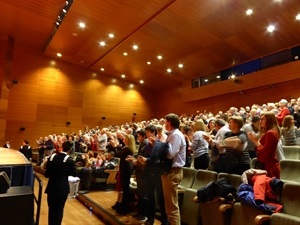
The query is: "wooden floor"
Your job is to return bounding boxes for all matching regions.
[34,171,160,225]
[33,172,105,225]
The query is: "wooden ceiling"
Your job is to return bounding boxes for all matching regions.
[1,0,300,91]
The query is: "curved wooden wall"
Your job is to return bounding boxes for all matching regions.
[1,45,156,148]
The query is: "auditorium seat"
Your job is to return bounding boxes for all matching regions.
[280,159,300,183]
[199,173,242,225]
[254,182,300,225]
[178,167,197,193]
[180,170,218,225]
[191,169,218,189]
[282,146,300,160]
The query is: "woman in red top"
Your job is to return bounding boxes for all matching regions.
[248,112,280,178]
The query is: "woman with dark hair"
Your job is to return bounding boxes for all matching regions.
[248,112,280,178]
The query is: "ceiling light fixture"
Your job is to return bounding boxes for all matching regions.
[178,63,183,68]
[133,45,139,50]
[140,80,144,84]
[157,55,163,60]
[246,9,253,15]
[54,0,74,29]
[56,53,62,57]
[100,68,105,71]
[166,68,172,73]
[108,33,114,38]
[99,41,106,46]
[79,22,86,28]
[204,79,208,82]
[147,61,151,65]
[129,84,134,88]
[123,52,128,56]
[296,14,300,20]
[121,74,126,78]
[267,25,276,32]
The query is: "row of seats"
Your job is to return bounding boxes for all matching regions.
[178,160,300,225]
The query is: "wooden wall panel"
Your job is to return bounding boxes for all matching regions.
[3,45,156,148]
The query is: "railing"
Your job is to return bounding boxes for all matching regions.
[32,172,43,225]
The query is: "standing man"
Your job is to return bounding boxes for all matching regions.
[45,141,76,225]
[161,113,186,225]
[19,139,32,161]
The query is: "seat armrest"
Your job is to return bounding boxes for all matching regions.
[254,214,271,225]
[219,203,233,212]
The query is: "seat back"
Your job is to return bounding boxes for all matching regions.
[191,169,218,189]
[281,182,300,217]
[282,146,300,160]
[217,173,242,190]
[178,167,197,190]
[280,159,300,183]
[230,203,266,225]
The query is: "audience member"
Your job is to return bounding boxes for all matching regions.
[189,119,210,170]
[242,115,260,158]
[161,113,186,225]
[248,112,280,178]
[281,115,300,146]
[276,99,290,126]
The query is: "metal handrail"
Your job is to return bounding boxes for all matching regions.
[32,172,43,225]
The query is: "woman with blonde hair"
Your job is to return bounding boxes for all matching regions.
[248,112,280,178]
[281,115,300,146]
[189,119,210,170]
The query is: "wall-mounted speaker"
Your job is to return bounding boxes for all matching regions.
[20,127,25,131]
[66,121,71,126]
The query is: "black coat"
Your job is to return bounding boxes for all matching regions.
[45,153,76,196]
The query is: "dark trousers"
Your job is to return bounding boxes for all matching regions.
[194,153,210,170]
[47,193,68,225]
[145,173,168,225]
[38,147,45,165]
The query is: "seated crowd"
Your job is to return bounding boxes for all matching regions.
[25,96,300,225]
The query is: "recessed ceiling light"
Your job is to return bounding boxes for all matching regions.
[140,80,144,84]
[92,73,97,77]
[178,63,183,68]
[56,53,62,57]
[216,75,221,79]
[129,84,134,88]
[296,14,300,20]
[99,41,106,46]
[121,74,126,78]
[112,79,116,83]
[123,52,128,56]
[246,9,253,15]
[100,68,105,71]
[79,22,86,28]
[108,33,114,38]
[204,79,208,82]
[132,45,138,50]
[267,25,276,32]
[166,68,172,73]
[157,55,163,60]
[147,61,151,65]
